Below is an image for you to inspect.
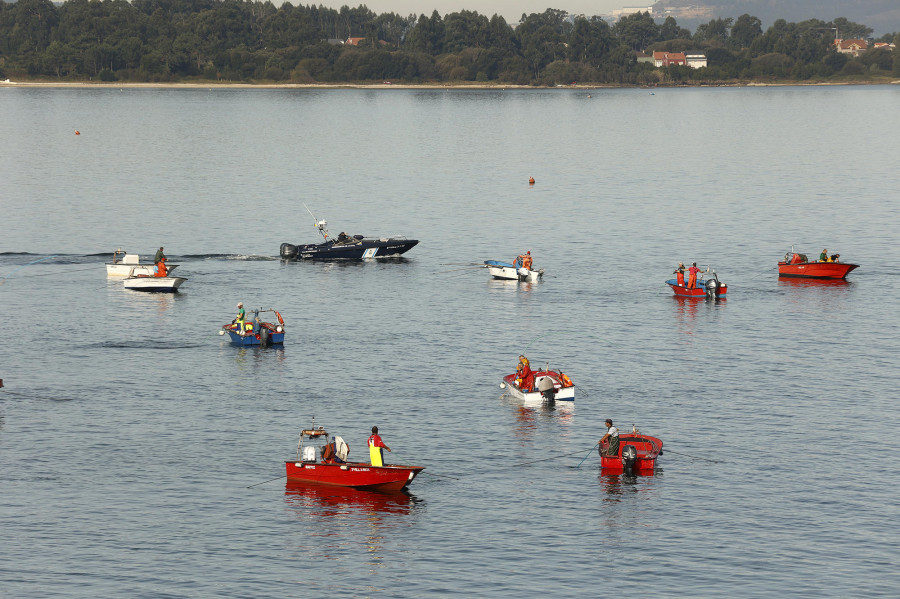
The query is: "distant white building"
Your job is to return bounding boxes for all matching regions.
[685,52,707,69]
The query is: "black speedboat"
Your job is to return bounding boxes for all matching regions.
[280,208,418,261]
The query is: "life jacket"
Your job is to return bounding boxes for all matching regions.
[322,443,335,462]
[522,255,533,270]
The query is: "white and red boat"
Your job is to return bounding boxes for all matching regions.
[778,250,859,279]
[599,431,663,476]
[484,260,543,282]
[500,369,575,402]
[285,423,424,493]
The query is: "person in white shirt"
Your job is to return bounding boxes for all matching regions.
[599,419,620,456]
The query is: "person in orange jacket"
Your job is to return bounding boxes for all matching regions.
[687,262,701,288]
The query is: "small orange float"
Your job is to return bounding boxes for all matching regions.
[75,130,80,135]
[528,177,535,184]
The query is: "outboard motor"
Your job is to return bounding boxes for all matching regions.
[538,377,557,404]
[705,278,718,298]
[621,444,638,476]
[280,243,298,260]
[259,326,270,346]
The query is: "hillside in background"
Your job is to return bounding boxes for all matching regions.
[652,0,900,36]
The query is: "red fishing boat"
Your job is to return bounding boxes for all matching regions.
[666,268,726,298]
[599,430,663,475]
[778,250,859,279]
[285,423,424,492]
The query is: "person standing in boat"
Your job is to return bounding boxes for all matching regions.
[368,426,391,467]
[154,246,167,277]
[234,302,245,332]
[687,262,702,288]
[675,263,686,286]
[599,419,619,456]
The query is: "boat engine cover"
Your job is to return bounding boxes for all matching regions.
[280,243,299,259]
[622,444,638,475]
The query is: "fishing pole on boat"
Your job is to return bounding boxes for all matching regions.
[246,474,287,488]
[509,447,596,468]
[438,262,483,266]
[574,443,600,468]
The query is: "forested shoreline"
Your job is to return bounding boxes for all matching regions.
[2,0,899,85]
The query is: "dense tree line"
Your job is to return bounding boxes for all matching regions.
[1,0,898,84]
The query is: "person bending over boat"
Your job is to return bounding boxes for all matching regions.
[368,426,391,467]
[521,251,533,271]
[599,419,619,456]
[322,436,348,464]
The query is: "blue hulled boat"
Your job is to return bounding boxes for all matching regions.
[221,309,285,346]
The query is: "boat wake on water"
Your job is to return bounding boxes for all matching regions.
[85,340,207,350]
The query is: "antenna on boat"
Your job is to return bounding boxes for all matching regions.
[303,203,330,241]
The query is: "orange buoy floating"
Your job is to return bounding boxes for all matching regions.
[75,130,80,135]
[528,177,535,185]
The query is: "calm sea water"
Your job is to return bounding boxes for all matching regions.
[1,85,899,597]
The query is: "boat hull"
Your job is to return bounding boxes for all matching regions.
[666,279,726,298]
[484,261,543,282]
[600,434,663,475]
[123,276,186,292]
[280,238,418,260]
[108,263,179,277]
[223,325,284,345]
[285,460,424,492]
[778,261,859,279]
[502,372,575,401]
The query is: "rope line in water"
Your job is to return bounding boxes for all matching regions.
[663,448,720,463]
[246,474,287,488]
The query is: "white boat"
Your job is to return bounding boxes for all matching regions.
[123,267,186,292]
[484,260,544,282]
[500,370,575,402]
[107,249,178,277]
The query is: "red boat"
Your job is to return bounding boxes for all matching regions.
[666,269,726,298]
[778,251,859,279]
[599,431,663,475]
[285,423,424,493]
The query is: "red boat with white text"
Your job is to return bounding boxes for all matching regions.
[285,422,424,492]
[778,250,859,279]
[599,430,663,475]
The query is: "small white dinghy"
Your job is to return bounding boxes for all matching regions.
[484,260,544,282]
[123,267,186,292]
[500,369,575,402]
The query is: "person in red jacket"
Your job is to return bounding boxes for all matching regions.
[516,355,535,392]
[368,426,391,466]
